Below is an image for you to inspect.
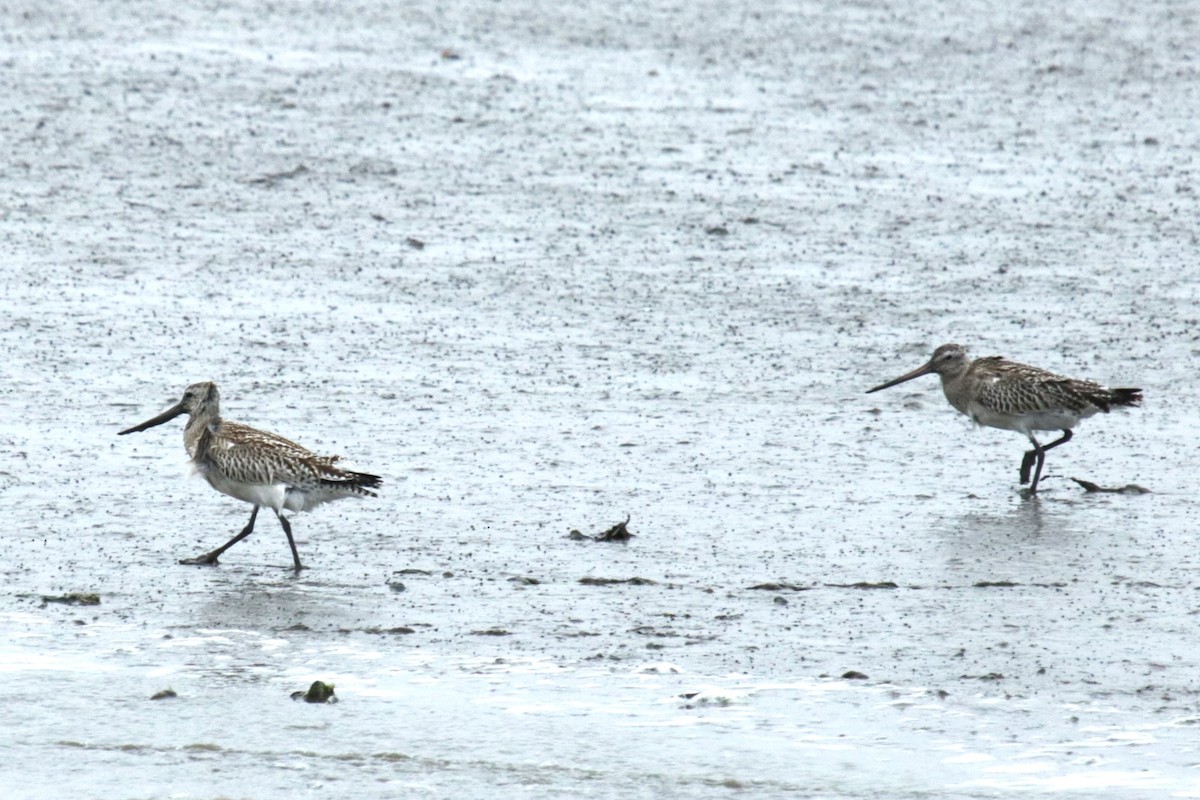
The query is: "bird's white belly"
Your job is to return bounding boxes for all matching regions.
[201,468,288,512]
[966,403,1088,434]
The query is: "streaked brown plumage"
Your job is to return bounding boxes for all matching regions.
[119,381,380,569]
[866,343,1141,493]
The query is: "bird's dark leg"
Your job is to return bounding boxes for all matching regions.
[275,511,305,572]
[1019,451,1035,485]
[181,506,259,566]
[1026,440,1046,494]
[1042,429,1073,453]
[1020,429,1073,485]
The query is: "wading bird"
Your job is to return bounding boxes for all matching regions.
[865,344,1141,494]
[119,382,381,569]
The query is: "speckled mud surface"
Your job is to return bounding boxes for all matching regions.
[3,1,1200,797]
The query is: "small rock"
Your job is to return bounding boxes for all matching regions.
[150,688,177,700]
[292,681,337,703]
[842,670,869,680]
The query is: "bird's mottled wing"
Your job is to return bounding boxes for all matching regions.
[206,421,333,488]
[974,358,1106,415]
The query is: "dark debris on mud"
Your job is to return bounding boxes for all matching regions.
[1072,478,1151,494]
[389,568,438,592]
[579,576,657,586]
[40,593,100,606]
[246,164,309,186]
[748,582,811,592]
[569,515,635,543]
[826,582,899,590]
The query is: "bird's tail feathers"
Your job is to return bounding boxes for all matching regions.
[1109,388,1142,408]
[320,470,382,498]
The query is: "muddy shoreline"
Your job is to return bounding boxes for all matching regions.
[3,1,1197,797]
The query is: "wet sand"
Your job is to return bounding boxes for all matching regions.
[3,1,1199,797]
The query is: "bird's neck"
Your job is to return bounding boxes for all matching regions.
[939,370,973,416]
[183,407,222,460]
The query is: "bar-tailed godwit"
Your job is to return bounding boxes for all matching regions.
[119,382,381,569]
[866,344,1141,494]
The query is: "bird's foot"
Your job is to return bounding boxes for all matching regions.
[179,553,221,566]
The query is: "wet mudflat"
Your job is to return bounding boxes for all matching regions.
[3,0,1200,797]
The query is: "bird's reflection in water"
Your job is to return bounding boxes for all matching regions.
[938,496,1093,574]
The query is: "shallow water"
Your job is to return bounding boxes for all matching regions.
[3,0,1200,797]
